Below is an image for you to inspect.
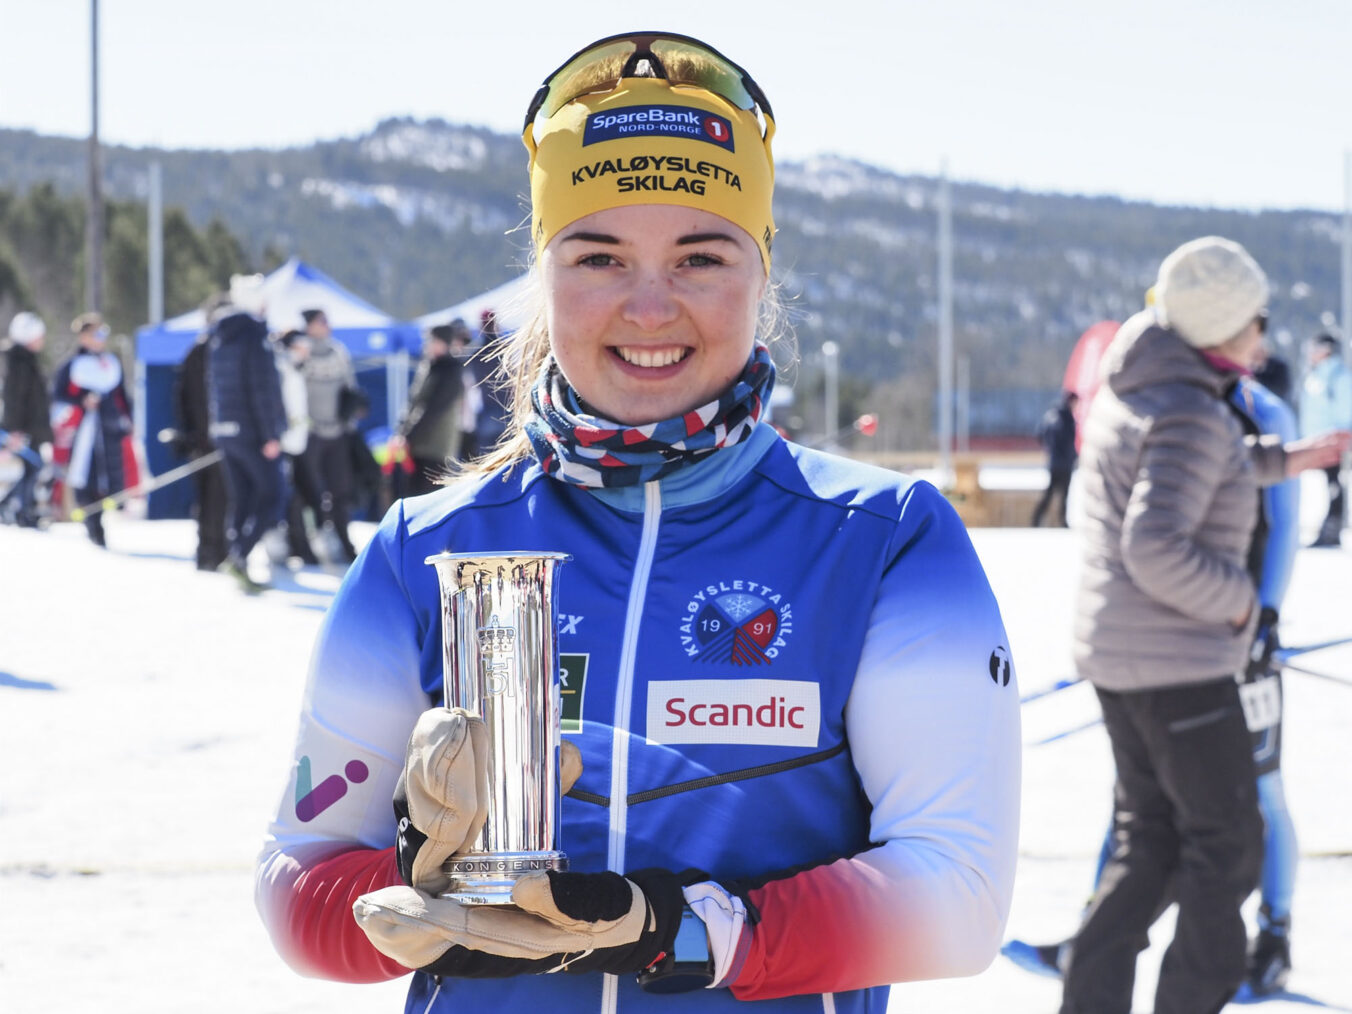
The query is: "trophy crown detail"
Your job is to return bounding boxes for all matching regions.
[478,616,517,654]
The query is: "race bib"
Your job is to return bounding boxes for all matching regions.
[1239,677,1281,732]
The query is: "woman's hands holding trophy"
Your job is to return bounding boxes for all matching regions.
[389,707,492,897]
[354,707,706,980]
[380,707,583,896]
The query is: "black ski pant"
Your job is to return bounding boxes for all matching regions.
[189,454,228,571]
[1320,464,1345,538]
[217,436,283,567]
[72,483,107,546]
[1032,467,1073,527]
[72,428,123,546]
[283,451,322,561]
[1061,678,1262,1014]
[305,434,356,557]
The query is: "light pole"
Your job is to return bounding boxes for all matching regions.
[937,162,954,486]
[85,0,103,313]
[822,340,839,448]
[148,162,163,324]
[1342,149,1350,358]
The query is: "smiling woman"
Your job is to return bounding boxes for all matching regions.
[542,205,765,427]
[255,29,1023,1014]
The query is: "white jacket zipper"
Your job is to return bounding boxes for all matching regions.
[602,480,662,1013]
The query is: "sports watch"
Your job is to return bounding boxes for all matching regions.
[636,904,716,993]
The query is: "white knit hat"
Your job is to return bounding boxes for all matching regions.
[7,311,46,345]
[229,273,268,317]
[1154,236,1269,349]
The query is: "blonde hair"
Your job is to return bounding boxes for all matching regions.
[452,271,792,481]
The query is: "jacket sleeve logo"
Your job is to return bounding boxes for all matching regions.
[294,755,370,822]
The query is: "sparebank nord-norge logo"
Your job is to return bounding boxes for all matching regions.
[678,578,792,664]
[583,104,736,152]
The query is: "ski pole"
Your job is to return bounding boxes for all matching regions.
[1033,653,1352,746]
[1021,636,1350,706]
[1274,635,1352,661]
[1281,661,1352,689]
[1021,676,1083,703]
[68,450,223,523]
[1031,717,1103,747]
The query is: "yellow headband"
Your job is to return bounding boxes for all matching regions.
[524,78,775,272]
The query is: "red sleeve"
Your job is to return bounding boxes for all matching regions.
[730,858,901,1001]
[258,843,411,983]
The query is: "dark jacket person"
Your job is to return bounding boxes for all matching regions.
[2,312,53,526]
[207,283,287,591]
[397,320,467,495]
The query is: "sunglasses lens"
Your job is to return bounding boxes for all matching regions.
[649,39,755,110]
[539,40,641,119]
[536,35,761,123]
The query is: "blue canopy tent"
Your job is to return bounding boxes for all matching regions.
[133,258,420,519]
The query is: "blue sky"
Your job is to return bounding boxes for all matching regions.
[2,0,1350,212]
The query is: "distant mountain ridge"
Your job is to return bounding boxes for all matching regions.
[1,118,1344,440]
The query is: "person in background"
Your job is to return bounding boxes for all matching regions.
[254,29,1022,1014]
[1253,340,1293,406]
[469,308,511,456]
[1232,371,1303,996]
[1031,390,1078,527]
[1,311,53,527]
[393,319,467,496]
[51,313,133,548]
[299,307,358,562]
[273,329,321,566]
[1003,367,1305,999]
[207,276,287,593]
[173,299,230,571]
[455,333,483,462]
[1298,333,1352,547]
[1058,236,1348,1014]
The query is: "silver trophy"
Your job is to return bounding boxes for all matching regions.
[425,551,571,905]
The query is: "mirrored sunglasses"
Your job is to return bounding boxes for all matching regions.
[523,31,773,135]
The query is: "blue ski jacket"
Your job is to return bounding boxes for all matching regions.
[256,424,1022,1013]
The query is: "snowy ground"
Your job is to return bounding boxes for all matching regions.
[1,499,1349,1013]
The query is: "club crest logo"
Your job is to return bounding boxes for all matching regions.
[679,579,793,664]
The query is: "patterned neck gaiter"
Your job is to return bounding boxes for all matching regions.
[524,344,776,488]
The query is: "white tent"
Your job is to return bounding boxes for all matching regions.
[415,272,535,350]
[136,257,416,365]
[133,259,419,518]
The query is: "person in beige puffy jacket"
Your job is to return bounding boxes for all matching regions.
[1059,237,1350,1014]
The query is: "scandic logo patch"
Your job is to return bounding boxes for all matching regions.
[583,104,736,152]
[647,679,820,747]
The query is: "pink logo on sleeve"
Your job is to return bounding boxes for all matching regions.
[294,755,370,822]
